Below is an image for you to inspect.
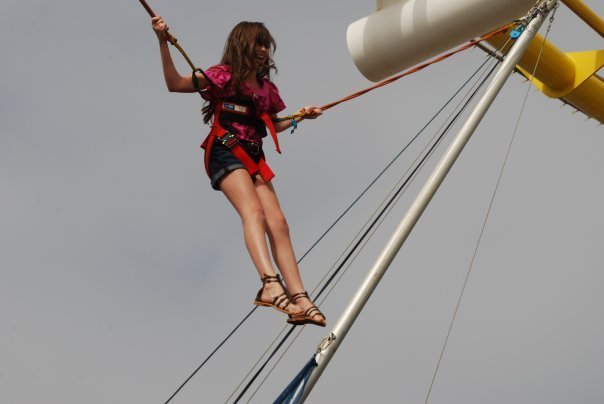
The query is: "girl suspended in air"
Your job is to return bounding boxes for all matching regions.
[152,17,326,326]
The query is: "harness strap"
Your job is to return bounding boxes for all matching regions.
[260,112,281,154]
[201,103,276,183]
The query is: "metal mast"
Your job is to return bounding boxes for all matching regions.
[299,2,557,402]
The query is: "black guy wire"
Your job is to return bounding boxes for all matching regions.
[313,60,500,303]
[295,55,493,265]
[232,325,297,404]
[231,59,502,404]
[165,308,257,404]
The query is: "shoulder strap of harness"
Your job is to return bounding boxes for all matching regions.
[261,112,281,154]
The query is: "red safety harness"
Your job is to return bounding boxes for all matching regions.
[200,100,281,183]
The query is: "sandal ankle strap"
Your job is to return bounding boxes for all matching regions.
[290,291,310,302]
[260,273,282,284]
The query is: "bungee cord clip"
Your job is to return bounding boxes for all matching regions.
[316,332,336,354]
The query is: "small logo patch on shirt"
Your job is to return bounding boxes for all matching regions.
[222,102,249,115]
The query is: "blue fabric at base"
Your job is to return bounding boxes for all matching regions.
[273,356,318,404]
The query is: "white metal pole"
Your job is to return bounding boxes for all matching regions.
[299,2,555,402]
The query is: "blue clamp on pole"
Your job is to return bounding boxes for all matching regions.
[510,25,525,39]
[290,118,298,134]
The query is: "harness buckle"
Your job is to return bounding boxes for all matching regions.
[219,132,239,149]
[244,141,261,155]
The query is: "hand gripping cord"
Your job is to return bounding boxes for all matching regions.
[273,24,514,123]
[139,0,215,93]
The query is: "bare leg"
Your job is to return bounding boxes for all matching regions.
[220,169,300,314]
[255,177,325,324]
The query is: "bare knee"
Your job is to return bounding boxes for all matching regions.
[242,205,267,227]
[267,213,290,237]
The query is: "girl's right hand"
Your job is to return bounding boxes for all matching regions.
[152,16,169,41]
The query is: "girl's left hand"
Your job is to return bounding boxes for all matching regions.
[152,16,170,41]
[301,105,322,119]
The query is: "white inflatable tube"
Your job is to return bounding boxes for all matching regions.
[347,0,537,81]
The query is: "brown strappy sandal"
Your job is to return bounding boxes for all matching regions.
[286,291,326,327]
[253,274,298,315]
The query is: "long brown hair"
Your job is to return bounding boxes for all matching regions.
[202,22,277,124]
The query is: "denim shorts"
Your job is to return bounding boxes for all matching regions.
[208,138,264,190]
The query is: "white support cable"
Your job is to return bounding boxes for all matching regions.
[423,5,559,403]
[300,2,557,402]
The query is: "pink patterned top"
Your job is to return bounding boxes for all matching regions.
[201,64,286,143]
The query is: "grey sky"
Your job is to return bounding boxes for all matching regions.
[1,1,603,403]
